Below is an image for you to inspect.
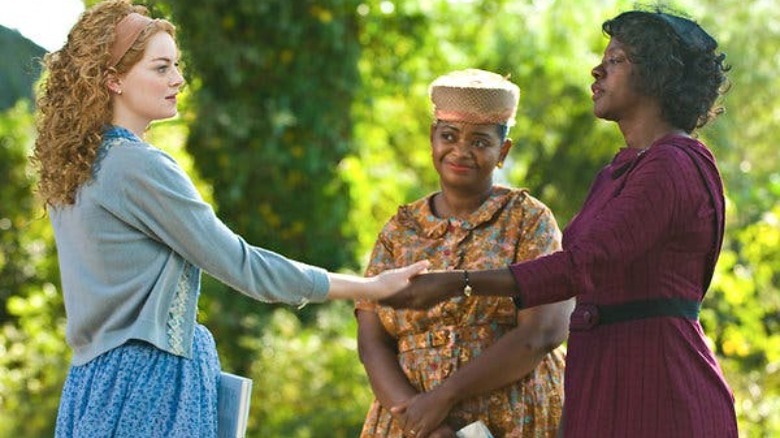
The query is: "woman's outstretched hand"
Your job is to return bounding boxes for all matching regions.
[367,260,431,301]
[326,260,429,301]
[378,270,460,310]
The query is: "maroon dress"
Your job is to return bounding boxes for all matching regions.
[510,134,738,437]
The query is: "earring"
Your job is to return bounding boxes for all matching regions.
[496,161,504,169]
[116,89,123,95]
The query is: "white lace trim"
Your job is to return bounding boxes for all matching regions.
[167,263,191,355]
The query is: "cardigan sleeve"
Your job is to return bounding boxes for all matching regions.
[511,146,684,308]
[97,142,329,305]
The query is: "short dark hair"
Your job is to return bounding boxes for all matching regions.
[602,8,730,132]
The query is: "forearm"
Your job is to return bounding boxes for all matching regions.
[328,261,430,302]
[357,310,419,409]
[469,267,520,297]
[361,343,419,409]
[424,268,519,301]
[435,328,552,404]
[435,301,572,404]
[326,272,371,300]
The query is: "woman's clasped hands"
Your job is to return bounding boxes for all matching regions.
[391,387,458,438]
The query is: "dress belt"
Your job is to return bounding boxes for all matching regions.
[397,323,512,354]
[570,297,701,331]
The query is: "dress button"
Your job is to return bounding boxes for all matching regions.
[583,310,592,323]
[570,303,600,331]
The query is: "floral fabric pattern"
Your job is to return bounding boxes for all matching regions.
[357,186,565,437]
[55,324,220,437]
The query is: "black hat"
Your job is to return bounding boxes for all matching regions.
[655,13,717,52]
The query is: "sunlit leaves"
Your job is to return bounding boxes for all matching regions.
[0,102,67,437]
[1,0,778,436]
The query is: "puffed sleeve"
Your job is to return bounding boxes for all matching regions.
[514,195,562,263]
[354,223,398,312]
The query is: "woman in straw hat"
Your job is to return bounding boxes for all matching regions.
[381,8,737,438]
[356,69,574,437]
[33,1,427,435]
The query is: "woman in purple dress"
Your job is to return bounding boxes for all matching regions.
[381,8,738,438]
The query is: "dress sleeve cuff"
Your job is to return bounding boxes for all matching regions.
[308,267,330,303]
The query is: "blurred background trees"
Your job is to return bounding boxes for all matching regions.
[1,0,777,436]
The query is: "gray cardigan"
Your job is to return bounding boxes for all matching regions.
[51,127,329,365]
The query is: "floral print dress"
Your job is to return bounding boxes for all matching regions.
[356,186,565,437]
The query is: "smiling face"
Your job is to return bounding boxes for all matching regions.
[590,38,645,123]
[109,31,184,135]
[430,120,511,193]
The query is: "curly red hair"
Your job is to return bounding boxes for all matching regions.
[33,0,175,206]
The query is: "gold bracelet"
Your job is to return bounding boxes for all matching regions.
[462,270,473,297]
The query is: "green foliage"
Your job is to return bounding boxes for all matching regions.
[705,203,780,436]
[238,302,372,437]
[159,0,370,392]
[346,0,626,258]
[693,1,780,434]
[0,102,38,320]
[0,284,68,438]
[167,0,362,272]
[0,102,67,437]
[0,0,778,436]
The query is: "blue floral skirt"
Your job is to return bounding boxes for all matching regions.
[55,324,221,437]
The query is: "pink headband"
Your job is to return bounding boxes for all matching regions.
[109,12,155,67]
